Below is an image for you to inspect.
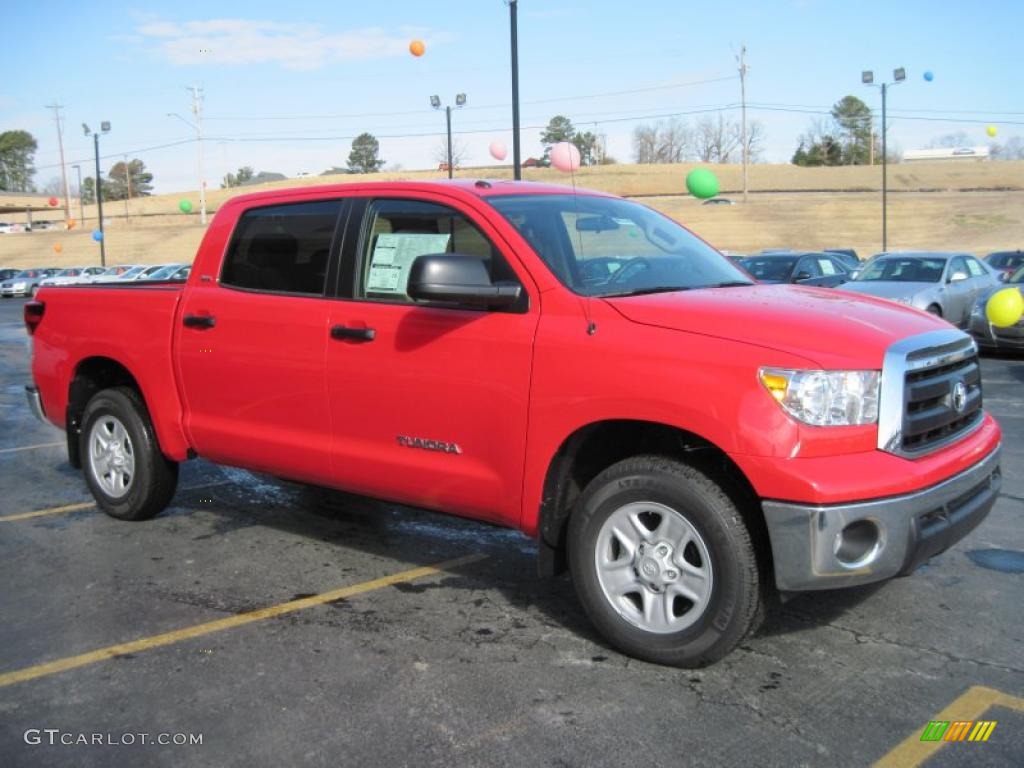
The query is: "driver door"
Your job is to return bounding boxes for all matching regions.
[324,196,539,527]
[944,256,973,325]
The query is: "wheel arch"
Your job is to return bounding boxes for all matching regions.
[535,419,770,580]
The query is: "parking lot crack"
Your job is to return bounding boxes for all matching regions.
[781,609,1024,675]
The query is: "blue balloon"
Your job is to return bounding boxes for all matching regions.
[923,70,934,82]
[91,229,104,242]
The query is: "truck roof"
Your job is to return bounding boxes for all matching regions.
[223,179,613,208]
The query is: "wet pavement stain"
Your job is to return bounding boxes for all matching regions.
[965,548,1024,574]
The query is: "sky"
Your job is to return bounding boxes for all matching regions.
[2,0,1022,194]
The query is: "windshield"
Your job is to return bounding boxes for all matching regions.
[488,194,751,297]
[148,265,186,280]
[15,270,43,278]
[1009,266,1024,284]
[738,257,796,282]
[117,266,147,279]
[989,252,1024,270]
[55,268,82,277]
[855,257,946,283]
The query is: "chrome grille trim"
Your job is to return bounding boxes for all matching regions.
[877,329,983,457]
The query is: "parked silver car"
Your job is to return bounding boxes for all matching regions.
[839,252,999,327]
[39,266,107,287]
[0,268,56,298]
[86,265,142,283]
[139,263,191,281]
[969,266,1024,351]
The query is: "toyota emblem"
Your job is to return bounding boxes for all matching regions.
[951,380,967,413]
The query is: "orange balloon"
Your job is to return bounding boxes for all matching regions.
[53,243,63,253]
[409,39,425,57]
[67,218,77,230]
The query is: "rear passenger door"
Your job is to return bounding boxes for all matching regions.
[175,199,345,485]
[324,195,539,527]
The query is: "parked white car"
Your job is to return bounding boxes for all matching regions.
[39,267,108,287]
[85,265,142,283]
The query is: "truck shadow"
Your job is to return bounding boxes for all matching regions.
[172,468,894,655]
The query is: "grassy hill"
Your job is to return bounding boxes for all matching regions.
[2,160,1022,269]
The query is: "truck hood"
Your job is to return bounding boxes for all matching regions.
[838,281,936,300]
[604,284,950,368]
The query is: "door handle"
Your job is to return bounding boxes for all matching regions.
[183,314,216,329]
[330,325,375,342]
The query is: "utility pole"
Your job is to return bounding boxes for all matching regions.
[508,0,522,180]
[123,155,132,224]
[72,164,84,223]
[46,103,72,225]
[445,106,453,179]
[189,85,208,225]
[736,46,749,203]
[881,82,888,251]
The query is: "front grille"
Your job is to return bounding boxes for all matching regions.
[901,343,983,454]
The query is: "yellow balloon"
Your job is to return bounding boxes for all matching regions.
[985,287,1023,328]
[986,125,998,138]
[53,243,63,253]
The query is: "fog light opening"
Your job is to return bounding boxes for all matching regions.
[835,520,881,567]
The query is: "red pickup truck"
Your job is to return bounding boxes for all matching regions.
[25,180,1002,667]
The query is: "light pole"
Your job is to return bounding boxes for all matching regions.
[168,108,207,224]
[72,164,84,223]
[507,0,521,180]
[82,121,111,266]
[862,67,905,251]
[431,93,466,179]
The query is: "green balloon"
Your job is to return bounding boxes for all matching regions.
[178,199,193,213]
[686,168,720,200]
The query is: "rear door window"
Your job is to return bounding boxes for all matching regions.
[221,200,344,295]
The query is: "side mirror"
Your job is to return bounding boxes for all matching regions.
[794,271,813,282]
[407,252,521,308]
[949,271,969,283]
[850,269,861,280]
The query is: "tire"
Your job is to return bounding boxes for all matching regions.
[926,304,942,316]
[568,455,763,667]
[80,386,178,520]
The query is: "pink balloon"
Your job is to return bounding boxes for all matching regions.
[549,141,581,172]
[489,141,507,161]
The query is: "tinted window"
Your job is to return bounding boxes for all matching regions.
[741,257,797,282]
[965,257,985,277]
[222,200,342,295]
[948,256,968,279]
[856,258,946,283]
[794,257,822,279]
[357,199,519,303]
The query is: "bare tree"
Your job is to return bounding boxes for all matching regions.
[991,136,1024,160]
[694,115,741,163]
[927,131,971,149]
[744,120,766,163]
[656,118,691,163]
[433,136,469,169]
[632,124,660,164]
[41,177,64,195]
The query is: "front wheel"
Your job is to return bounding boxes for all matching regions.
[81,386,178,520]
[568,456,764,667]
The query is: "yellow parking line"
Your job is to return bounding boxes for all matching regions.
[0,553,485,689]
[0,501,95,522]
[874,685,1024,767]
[0,441,63,454]
[0,481,229,522]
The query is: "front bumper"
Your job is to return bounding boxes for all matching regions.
[25,385,45,422]
[763,445,1001,591]
[969,313,1024,350]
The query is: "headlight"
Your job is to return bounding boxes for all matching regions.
[759,368,880,426]
[13,282,26,289]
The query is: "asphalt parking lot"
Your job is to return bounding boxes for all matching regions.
[0,295,1021,768]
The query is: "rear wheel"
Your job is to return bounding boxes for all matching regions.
[81,386,178,520]
[568,456,763,667]
[926,304,942,316]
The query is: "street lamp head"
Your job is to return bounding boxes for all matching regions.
[455,93,467,107]
[100,121,111,133]
[430,95,441,109]
[861,70,874,85]
[893,67,906,83]
[82,123,91,136]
